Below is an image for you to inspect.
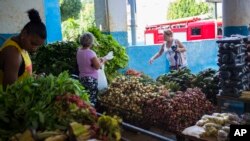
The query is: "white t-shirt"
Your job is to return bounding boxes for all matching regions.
[163,39,187,67]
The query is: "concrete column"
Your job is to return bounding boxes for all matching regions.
[129,0,137,45]
[223,0,250,37]
[94,0,128,47]
[94,0,109,32]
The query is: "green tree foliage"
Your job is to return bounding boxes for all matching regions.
[167,0,212,19]
[60,0,82,21]
[62,18,80,41]
[79,0,95,31]
[61,0,95,41]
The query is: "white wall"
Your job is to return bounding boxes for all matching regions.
[108,0,127,32]
[94,0,108,31]
[0,0,44,33]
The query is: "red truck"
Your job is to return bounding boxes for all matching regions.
[144,17,222,45]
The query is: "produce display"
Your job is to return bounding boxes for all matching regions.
[195,113,241,141]
[125,69,155,85]
[157,68,219,104]
[97,76,161,126]
[0,72,121,141]
[241,113,250,125]
[125,69,142,77]
[192,68,219,104]
[156,68,195,91]
[4,34,245,140]
[32,26,129,82]
[144,88,215,132]
[32,41,79,76]
[240,91,250,99]
[89,27,129,82]
[97,71,215,133]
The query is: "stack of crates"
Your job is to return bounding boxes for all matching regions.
[217,36,249,97]
[246,39,250,89]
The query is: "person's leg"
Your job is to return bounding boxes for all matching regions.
[80,76,98,105]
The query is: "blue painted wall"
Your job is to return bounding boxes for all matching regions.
[126,45,167,79]
[185,40,219,73]
[109,31,128,47]
[224,26,249,37]
[44,0,62,43]
[0,34,16,46]
[126,40,219,79]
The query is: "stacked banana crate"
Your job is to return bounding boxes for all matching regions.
[217,36,249,97]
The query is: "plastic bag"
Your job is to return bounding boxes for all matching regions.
[104,51,114,60]
[182,125,205,138]
[98,64,108,90]
[98,51,114,90]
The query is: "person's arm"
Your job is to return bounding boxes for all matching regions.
[2,46,22,89]
[149,44,165,64]
[91,56,102,70]
[176,39,186,52]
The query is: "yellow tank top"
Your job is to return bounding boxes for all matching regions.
[0,38,32,85]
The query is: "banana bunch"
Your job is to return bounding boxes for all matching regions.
[69,122,92,141]
[240,91,250,99]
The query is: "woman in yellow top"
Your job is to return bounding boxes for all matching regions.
[0,9,46,89]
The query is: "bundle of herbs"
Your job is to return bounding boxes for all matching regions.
[0,72,91,140]
[32,41,79,76]
[88,27,129,82]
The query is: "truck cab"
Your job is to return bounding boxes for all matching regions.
[187,20,222,41]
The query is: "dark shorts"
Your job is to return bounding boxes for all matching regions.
[170,65,181,70]
[79,76,98,105]
[169,65,186,71]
